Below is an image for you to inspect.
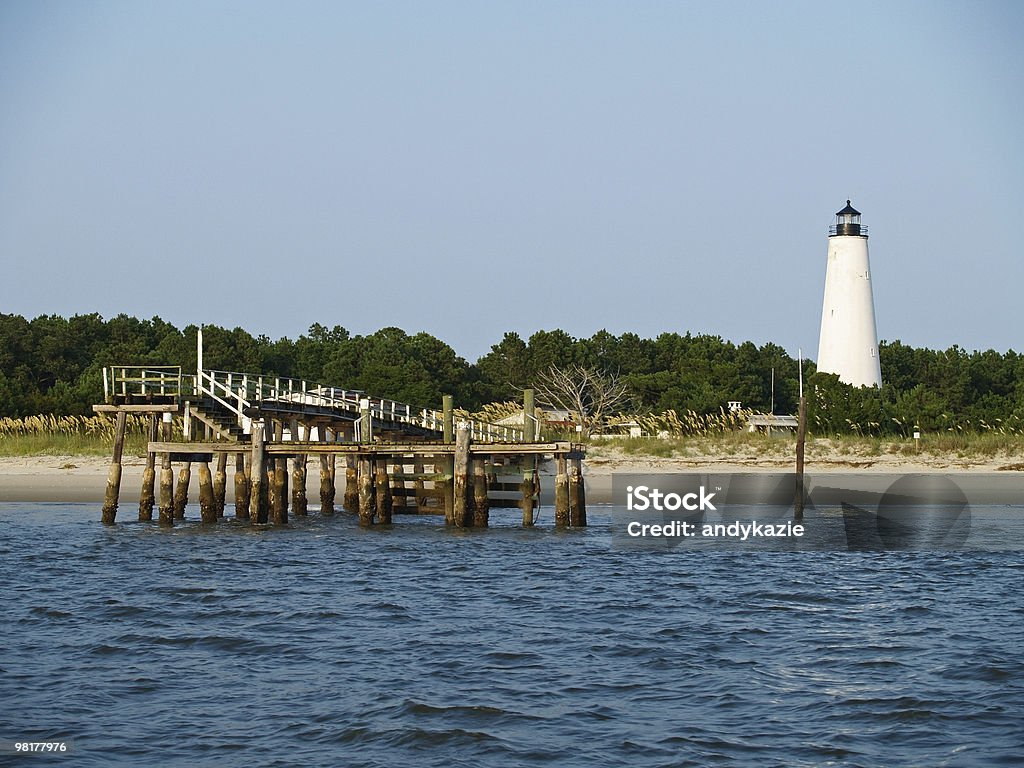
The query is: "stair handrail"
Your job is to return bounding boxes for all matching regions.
[198,370,253,427]
[195,368,525,442]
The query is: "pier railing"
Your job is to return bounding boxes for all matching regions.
[197,370,522,442]
[103,366,525,442]
[103,366,185,403]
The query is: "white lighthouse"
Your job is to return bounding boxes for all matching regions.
[816,200,882,388]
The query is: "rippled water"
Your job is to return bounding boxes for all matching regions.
[2,504,1023,767]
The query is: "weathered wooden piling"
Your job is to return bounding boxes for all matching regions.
[569,457,587,527]
[452,424,471,527]
[198,461,216,523]
[249,421,268,524]
[317,456,333,518]
[173,462,191,519]
[472,457,489,527]
[375,459,393,524]
[258,466,271,523]
[554,455,570,528]
[343,455,359,513]
[139,461,155,522]
[213,451,227,518]
[159,453,174,527]
[292,456,308,516]
[267,421,287,523]
[234,452,250,519]
[101,410,128,525]
[159,415,174,526]
[319,427,335,515]
[291,420,308,516]
[139,415,157,521]
[357,456,375,525]
[272,456,288,526]
[520,458,536,527]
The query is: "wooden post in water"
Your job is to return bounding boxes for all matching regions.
[442,461,456,525]
[268,421,284,521]
[520,457,536,527]
[319,426,335,515]
[158,452,174,527]
[375,458,393,524]
[357,456,375,525]
[266,424,277,513]
[139,414,158,521]
[523,388,536,442]
[272,456,288,526]
[234,452,250,519]
[554,454,570,528]
[291,420,308,516]
[101,410,128,524]
[328,444,337,512]
[158,413,173,526]
[173,461,191,519]
[213,451,227,518]
[569,457,587,527]
[343,455,359,513]
[795,395,807,520]
[291,453,308,515]
[441,397,457,523]
[452,424,470,527]
[198,461,216,523]
[249,420,268,524]
[472,457,489,527]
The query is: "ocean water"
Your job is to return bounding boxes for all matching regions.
[1,503,1023,767]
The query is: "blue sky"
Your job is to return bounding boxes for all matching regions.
[1,1,1021,361]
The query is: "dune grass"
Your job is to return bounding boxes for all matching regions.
[2,412,1022,462]
[0,415,156,458]
[586,430,1024,463]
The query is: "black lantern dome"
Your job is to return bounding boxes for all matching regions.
[829,200,867,237]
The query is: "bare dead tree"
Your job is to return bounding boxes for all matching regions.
[533,364,632,437]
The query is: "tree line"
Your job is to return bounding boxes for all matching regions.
[1,312,1021,434]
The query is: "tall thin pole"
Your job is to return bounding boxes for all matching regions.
[795,349,806,519]
[798,349,804,399]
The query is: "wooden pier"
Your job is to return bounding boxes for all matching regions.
[94,365,586,529]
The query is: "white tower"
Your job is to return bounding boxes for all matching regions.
[816,200,882,388]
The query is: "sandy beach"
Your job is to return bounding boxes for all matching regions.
[2,446,1023,506]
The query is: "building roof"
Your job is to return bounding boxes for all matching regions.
[836,199,860,216]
